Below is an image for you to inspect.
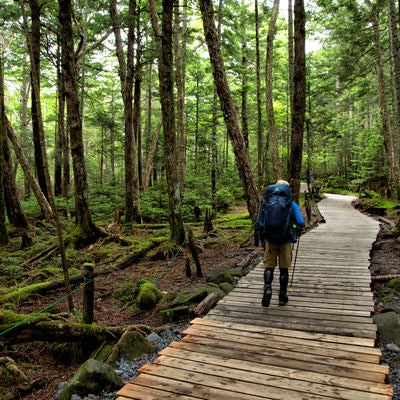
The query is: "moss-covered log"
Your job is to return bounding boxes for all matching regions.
[0,310,147,344]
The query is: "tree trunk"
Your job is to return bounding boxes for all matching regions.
[54,42,65,197]
[255,0,264,187]
[241,2,249,149]
[26,0,51,202]
[2,128,28,229]
[6,116,53,221]
[1,53,27,230]
[265,0,281,181]
[59,0,100,243]
[143,117,162,191]
[158,0,185,244]
[199,0,259,222]
[367,1,398,199]
[289,0,306,202]
[387,0,400,198]
[110,0,141,224]
[0,55,8,245]
[174,0,187,195]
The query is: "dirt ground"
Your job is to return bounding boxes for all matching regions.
[3,201,400,400]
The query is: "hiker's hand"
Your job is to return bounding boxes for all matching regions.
[297,227,306,236]
[259,241,265,249]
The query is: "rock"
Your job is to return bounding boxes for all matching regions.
[373,311,400,345]
[206,267,233,284]
[107,330,156,364]
[136,280,162,310]
[57,359,123,400]
[170,283,225,307]
[385,343,400,353]
[219,282,233,294]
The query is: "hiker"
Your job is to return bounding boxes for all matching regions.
[256,179,305,307]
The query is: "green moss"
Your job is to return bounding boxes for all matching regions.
[387,279,400,290]
[0,281,52,303]
[136,281,162,310]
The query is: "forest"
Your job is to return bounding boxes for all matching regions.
[1,0,400,398]
[1,0,399,243]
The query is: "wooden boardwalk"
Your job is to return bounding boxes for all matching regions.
[116,194,393,399]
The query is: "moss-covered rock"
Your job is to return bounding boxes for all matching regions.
[229,267,244,278]
[136,280,162,310]
[219,282,233,294]
[169,283,225,307]
[58,359,123,400]
[206,267,233,285]
[106,330,155,363]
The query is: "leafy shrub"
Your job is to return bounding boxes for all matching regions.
[215,187,235,211]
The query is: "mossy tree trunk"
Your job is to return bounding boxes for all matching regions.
[0,54,8,245]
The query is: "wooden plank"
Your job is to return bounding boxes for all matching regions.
[136,362,344,400]
[214,302,373,321]
[156,349,392,399]
[174,335,388,378]
[190,317,377,347]
[118,375,270,399]
[184,321,382,358]
[218,298,373,316]
[181,325,381,363]
[206,309,377,338]
[116,384,201,399]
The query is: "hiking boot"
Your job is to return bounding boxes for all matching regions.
[262,268,274,307]
[279,292,288,305]
[262,286,272,307]
[279,268,289,305]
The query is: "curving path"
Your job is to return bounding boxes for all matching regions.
[116,194,393,399]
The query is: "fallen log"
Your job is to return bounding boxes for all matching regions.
[0,310,149,344]
[235,248,262,269]
[371,274,400,282]
[194,292,222,316]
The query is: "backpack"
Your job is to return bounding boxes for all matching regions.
[257,183,293,244]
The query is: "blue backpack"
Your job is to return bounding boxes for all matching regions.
[257,184,293,244]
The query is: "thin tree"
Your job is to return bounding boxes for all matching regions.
[6,115,53,220]
[265,0,281,181]
[199,0,259,221]
[255,0,264,187]
[0,53,8,245]
[289,0,306,202]
[174,0,188,194]
[110,0,142,223]
[158,0,185,243]
[20,0,52,203]
[387,0,400,198]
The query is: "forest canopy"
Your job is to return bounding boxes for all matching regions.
[1,0,399,246]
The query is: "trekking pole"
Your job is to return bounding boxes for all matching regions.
[288,233,301,294]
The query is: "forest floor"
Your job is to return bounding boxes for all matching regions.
[2,199,400,400]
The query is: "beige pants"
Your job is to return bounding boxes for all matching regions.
[263,242,292,269]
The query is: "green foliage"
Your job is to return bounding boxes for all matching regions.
[215,187,235,212]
